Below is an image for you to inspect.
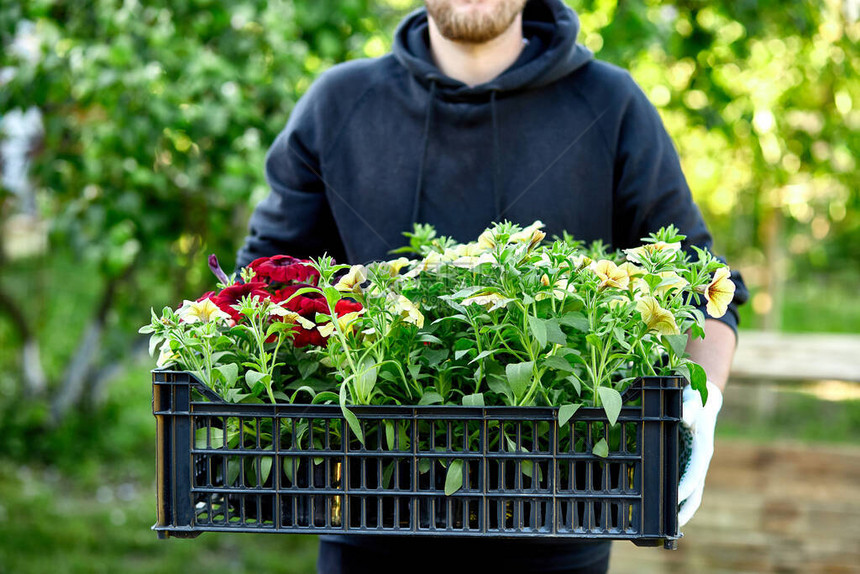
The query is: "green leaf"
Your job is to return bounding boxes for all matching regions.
[543,355,573,372]
[339,383,364,445]
[688,361,709,404]
[528,315,547,348]
[227,457,241,485]
[418,392,444,405]
[544,318,567,344]
[195,427,224,449]
[260,457,273,484]
[559,311,589,331]
[468,349,496,364]
[663,333,689,359]
[585,334,603,349]
[445,460,464,496]
[356,361,378,401]
[298,359,319,380]
[592,438,609,458]
[407,364,422,381]
[451,285,486,299]
[506,361,534,399]
[245,370,270,391]
[558,404,581,427]
[454,348,471,361]
[399,422,410,451]
[323,286,341,309]
[311,391,339,404]
[597,386,623,427]
[225,389,250,403]
[462,393,484,406]
[487,376,514,404]
[418,334,443,344]
[644,274,663,292]
[289,385,317,402]
[385,421,395,451]
[147,332,161,356]
[432,314,469,325]
[503,436,542,481]
[565,374,582,394]
[264,320,292,341]
[423,348,449,366]
[215,364,239,388]
[382,462,396,489]
[283,457,296,484]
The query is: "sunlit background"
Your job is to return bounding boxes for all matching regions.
[1,0,858,572]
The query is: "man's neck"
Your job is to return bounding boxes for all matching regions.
[427,14,525,87]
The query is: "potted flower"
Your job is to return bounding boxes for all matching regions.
[145,220,734,545]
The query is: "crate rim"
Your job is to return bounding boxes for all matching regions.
[152,369,684,417]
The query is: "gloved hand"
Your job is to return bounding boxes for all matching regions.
[678,380,723,527]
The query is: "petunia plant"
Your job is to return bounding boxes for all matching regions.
[142,220,735,438]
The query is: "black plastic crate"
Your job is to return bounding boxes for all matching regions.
[153,371,682,548]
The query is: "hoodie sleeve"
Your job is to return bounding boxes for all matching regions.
[611,75,748,334]
[234,79,347,271]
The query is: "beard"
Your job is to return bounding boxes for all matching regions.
[425,0,528,44]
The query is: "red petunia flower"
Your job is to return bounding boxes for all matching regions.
[209,281,270,322]
[334,298,363,315]
[248,255,319,285]
[272,285,329,316]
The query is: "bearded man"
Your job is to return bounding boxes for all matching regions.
[236,0,747,572]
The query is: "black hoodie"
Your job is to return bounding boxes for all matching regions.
[237,0,746,331]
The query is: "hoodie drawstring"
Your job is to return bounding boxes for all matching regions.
[411,79,437,226]
[411,81,503,227]
[490,89,502,221]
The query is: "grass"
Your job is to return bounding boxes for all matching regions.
[736,276,860,333]
[717,384,860,444]
[2,256,859,572]
[0,465,319,574]
[0,362,320,574]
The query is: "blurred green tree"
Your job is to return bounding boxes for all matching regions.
[0,0,857,437]
[0,0,403,425]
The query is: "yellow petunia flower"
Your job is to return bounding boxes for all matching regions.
[317,309,366,338]
[477,229,497,250]
[618,262,644,279]
[535,277,576,301]
[156,341,179,368]
[702,267,735,318]
[378,257,411,277]
[509,220,545,243]
[624,241,682,265]
[177,298,231,324]
[403,251,443,278]
[570,254,593,270]
[451,252,496,269]
[389,294,424,328]
[334,265,368,293]
[510,221,546,252]
[461,291,514,312]
[636,297,680,335]
[269,304,316,329]
[590,260,630,290]
[653,271,688,297]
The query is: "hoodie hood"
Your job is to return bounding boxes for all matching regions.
[392,0,593,99]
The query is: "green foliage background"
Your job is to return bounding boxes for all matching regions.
[0,0,857,572]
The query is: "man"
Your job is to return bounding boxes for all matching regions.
[236,0,747,571]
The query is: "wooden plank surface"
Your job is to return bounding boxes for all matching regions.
[731,330,860,382]
[611,439,860,573]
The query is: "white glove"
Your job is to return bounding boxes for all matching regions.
[678,381,723,527]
